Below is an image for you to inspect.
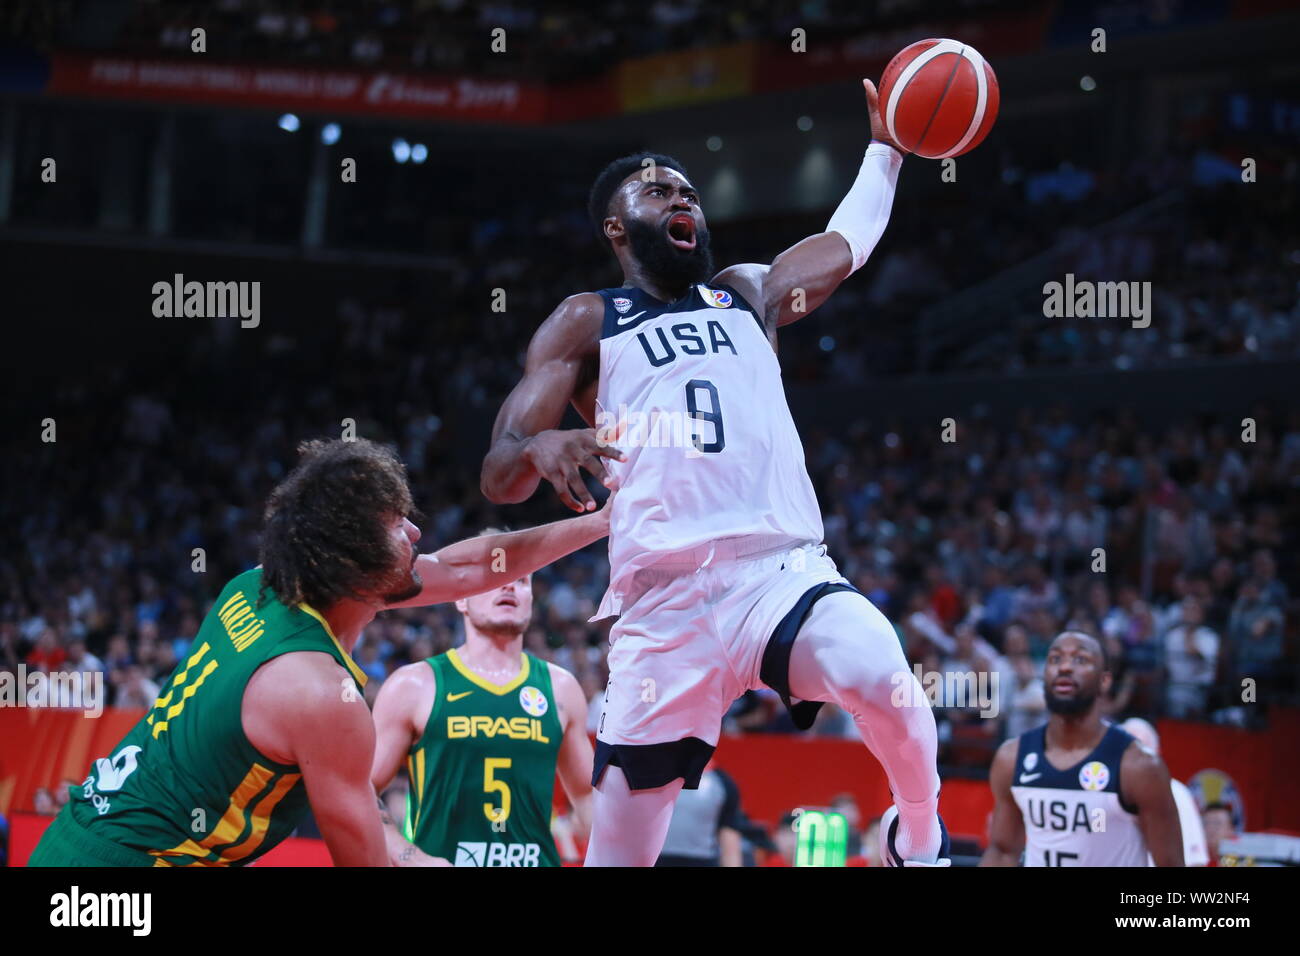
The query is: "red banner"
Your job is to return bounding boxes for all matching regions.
[47,53,552,124]
[6,708,1298,857]
[616,42,758,113]
[756,5,1052,93]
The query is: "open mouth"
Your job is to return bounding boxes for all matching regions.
[666,213,696,250]
[1052,680,1077,694]
[496,596,518,608]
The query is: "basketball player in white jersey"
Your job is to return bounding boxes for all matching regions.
[1120,717,1211,866]
[482,80,950,866]
[982,632,1184,866]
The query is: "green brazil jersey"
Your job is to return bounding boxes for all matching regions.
[404,649,563,867]
[63,567,367,866]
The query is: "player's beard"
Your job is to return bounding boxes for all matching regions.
[1044,684,1097,716]
[624,216,714,289]
[379,543,423,604]
[468,609,528,640]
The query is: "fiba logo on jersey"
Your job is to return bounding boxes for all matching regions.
[519,686,548,717]
[1079,761,1110,791]
[697,286,732,308]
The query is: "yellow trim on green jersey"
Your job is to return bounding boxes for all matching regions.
[446,647,530,695]
[297,602,368,687]
[148,762,302,865]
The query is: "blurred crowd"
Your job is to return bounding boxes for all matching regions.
[3,116,1297,757]
[9,0,1038,79]
[771,148,1300,379]
[321,145,1299,395]
[3,375,1295,751]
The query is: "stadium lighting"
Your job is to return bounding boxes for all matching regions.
[277,113,300,132]
[411,143,428,164]
[321,123,341,145]
[797,115,814,131]
[706,136,723,152]
[1080,75,1097,92]
[392,138,411,163]
[819,336,835,352]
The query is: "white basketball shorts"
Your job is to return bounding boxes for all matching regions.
[590,536,860,790]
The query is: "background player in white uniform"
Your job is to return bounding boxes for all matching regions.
[482,80,950,866]
[982,632,1184,866]
[1120,717,1211,866]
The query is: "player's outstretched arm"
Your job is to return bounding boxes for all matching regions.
[980,738,1026,866]
[549,664,595,843]
[714,80,904,334]
[385,496,613,609]
[368,663,448,866]
[481,292,623,511]
[252,653,389,866]
[370,663,429,792]
[1122,743,1186,867]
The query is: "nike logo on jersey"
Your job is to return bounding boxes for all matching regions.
[447,691,473,702]
[616,310,647,326]
[1019,772,1042,783]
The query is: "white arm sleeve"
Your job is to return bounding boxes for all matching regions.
[826,142,904,274]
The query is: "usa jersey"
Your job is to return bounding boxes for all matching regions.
[592,283,823,598]
[1011,723,1148,867]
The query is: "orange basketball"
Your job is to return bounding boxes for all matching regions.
[878,38,999,159]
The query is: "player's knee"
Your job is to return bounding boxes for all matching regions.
[795,592,912,715]
[817,641,904,718]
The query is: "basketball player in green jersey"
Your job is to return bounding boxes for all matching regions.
[29,439,612,867]
[371,544,594,867]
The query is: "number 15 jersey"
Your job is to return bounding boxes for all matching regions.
[593,283,824,601]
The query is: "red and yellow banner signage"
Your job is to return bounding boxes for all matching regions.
[47,53,552,124]
[616,41,758,113]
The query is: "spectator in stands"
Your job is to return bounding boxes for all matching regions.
[1249,548,1288,609]
[24,629,65,673]
[1163,596,1220,719]
[1227,578,1286,692]
[113,664,160,709]
[1100,633,1138,716]
[64,638,104,678]
[33,787,59,816]
[356,638,387,684]
[551,624,601,681]
[1005,654,1047,739]
[103,634,133,688]
[829,793,863,857]
[1202,803,1238,866]
[1121,600,1164,715]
